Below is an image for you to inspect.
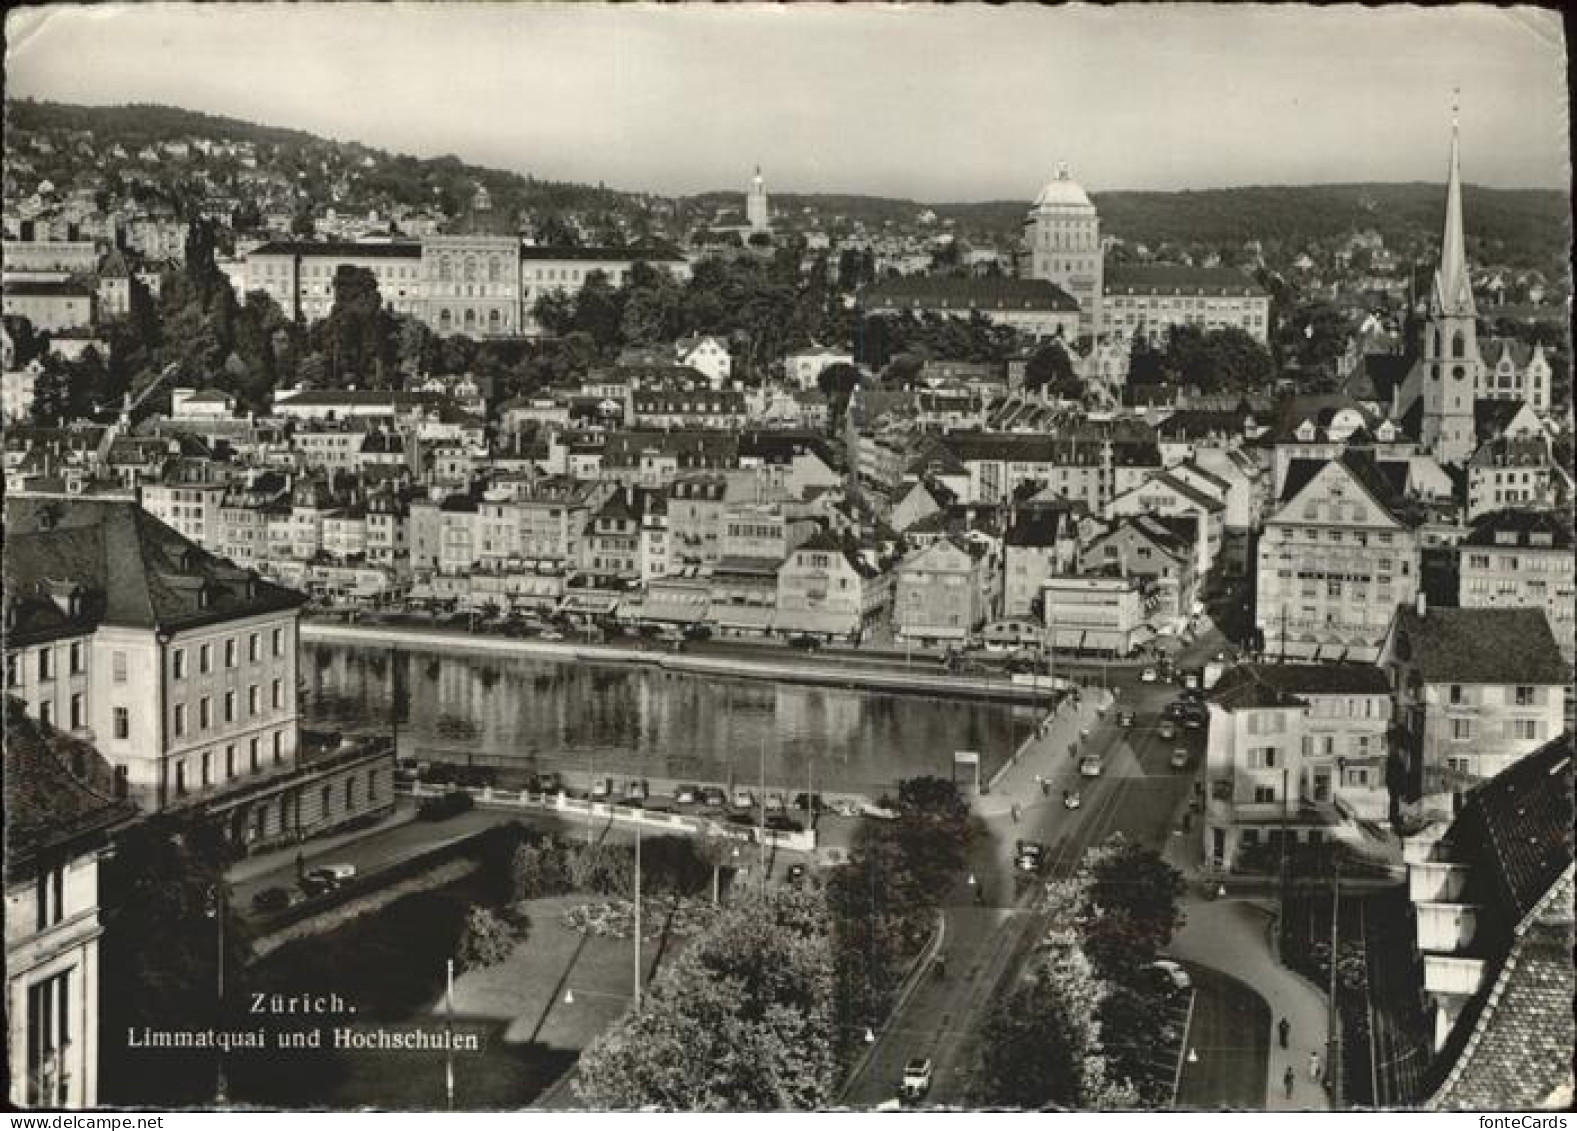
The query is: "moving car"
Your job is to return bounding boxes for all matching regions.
[539,629,565,642]
[1118,709,1136,728]
[785,862,807,885]
[1158,721,1177,740]
[1079,754,1103,778]
[1063,789,1082,810]
[1169,748,1191,770]
[1140,666,1158,683]
[1015,840,1047,871]
[301,863,356,895]
[901,1058,933,1101]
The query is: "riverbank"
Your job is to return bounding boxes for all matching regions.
[301,620,1059,705]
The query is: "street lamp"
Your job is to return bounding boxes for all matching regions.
[205,884,229,1105]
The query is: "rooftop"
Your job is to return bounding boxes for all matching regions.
[1392,606,1568,686]
[1104,264,1268,297]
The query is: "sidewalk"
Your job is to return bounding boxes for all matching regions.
[976,685,1113,819]
[227,802,419,884]
[1167,896,1333,1111]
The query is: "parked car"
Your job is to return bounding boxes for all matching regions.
[731,788,756,811]
[1015,840,1047,872]
[624,779,649,803]
[792,792,825,814]
[300,864,356,895]
[674,783,700,806]
[1140,666,1158,683]
[1080,754,1104,778]
[765,792,786,814]
[788,634,822,652]
[536,771,563,795]
[251,886,292,913]
[539,629,565,642]
[901,1058,934,1100]
[590,776,614,800]
[418,790,474,821]
[830,798,862,817]
[1170,748,1191,770]
[700,786,728,809]
[1063,789,1082,810]
[1148,958,1193,993]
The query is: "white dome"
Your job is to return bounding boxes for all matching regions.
[1032,164,1093,210]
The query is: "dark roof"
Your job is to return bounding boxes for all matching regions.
[1343,353,1412,404]
[1461,509,1573,550]
[1155,409,1254,441]
[1103,264,1267,297]
[1473,399,1537,445]
[1452,734,1574,924]
[4,279,95,297]
[520,245,683,263]
[862,276,1079,313]
[1005,508,1076,547]
[1429,882,1574,1110]
[4,698,137,879]
[4,498,305,637]
[1211,662,1391,710]
[249,240,422,259]
[1279,450,1410,520]
[1392,607,1568,685]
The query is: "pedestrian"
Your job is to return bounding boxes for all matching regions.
[1041,779,1051,798]
[1011,802,1021,823]
[1284,1065,1295,1100]
[1308,1051,1321,1083]
[1278,1017,1290,1049]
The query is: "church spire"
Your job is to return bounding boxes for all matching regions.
[1433,92,1476,318]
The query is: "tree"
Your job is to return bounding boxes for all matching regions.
[99,814,252,1106]
[574,887,839,1111]
[454,905,520,973]
[977,971,1087,1107]
[1080,836,1184,984]
[1023,340,1081,398]
[315,265,396,387]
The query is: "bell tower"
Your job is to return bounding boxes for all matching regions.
[1420,97,1480,466]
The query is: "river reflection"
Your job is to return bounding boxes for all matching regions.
[303,642,1031,797]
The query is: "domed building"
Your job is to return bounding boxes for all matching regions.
[1023,163,1103,337]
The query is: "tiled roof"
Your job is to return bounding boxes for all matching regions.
[1429,867,1574,1111]
[1103,264,1267,297]
[1210,661,1391,710]
[4,280,95,297]
[6,498,304,635]
[520,245,683,262]
[3,697,137,878]
[1455,734,1575,922]
[1279,450,1410,521]
[249,240,422,259]
[1391,607,1568,686]
[1461,509,1573,550]
[1474,399,1536,444]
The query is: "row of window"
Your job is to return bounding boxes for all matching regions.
[174,730,288,794]
[172,628,286,679]
[171,681,287,737]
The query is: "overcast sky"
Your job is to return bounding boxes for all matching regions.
[6,4,1569,200]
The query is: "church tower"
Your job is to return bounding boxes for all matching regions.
[1419,107,1480,466]
[747,166,770,233]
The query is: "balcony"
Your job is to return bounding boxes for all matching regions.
[1423,953,1487,998]
[1415,901,1481,953]
[1407,860,1469,902]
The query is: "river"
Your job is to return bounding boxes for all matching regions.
[302,641,1033,798]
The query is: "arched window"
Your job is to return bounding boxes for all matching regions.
[439,308,452,331]
[488,309,501,332]
[464,308,477,330]
[1451,331,1465,359]
[1451,366,1465,382]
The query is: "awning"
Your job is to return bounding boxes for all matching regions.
[560,593,620,615]
[711,604,775,630]
[775,609,858,637]
[904,624,968,641]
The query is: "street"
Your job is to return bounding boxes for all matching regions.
[840,626,1222,1107]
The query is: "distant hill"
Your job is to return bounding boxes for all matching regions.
[7,99,1566,273]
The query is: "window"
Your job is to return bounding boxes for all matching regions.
[113,706,129,739]
[175,760,187,795]
[345,777,355,809]
[1450,718,1472,741]
[1248,746,1280,769]
[38,648,53,681]
[1253,785,1277,804]
[1512,719,1541,741]
[172,648,186,680]
[1514,685,1537,707]
[201,751,212,788]
[68,641,84,675]
[249,685,260,716]
[274,731,283,764]
[1448,684,1464,705]
[70,693,84,730]
[321,783,332,816]
[249,633,260,663]
[199,644,211,674]
[199,697,211,729]
[272,628,285,657]
[225,690,236,723]
[35,865,64,929]
[226,744,236,780]
[250,738,260,771]
[5,654,18,688]
[173,703,186,737]
[26,971,72,1107]
[225,639,237,668]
